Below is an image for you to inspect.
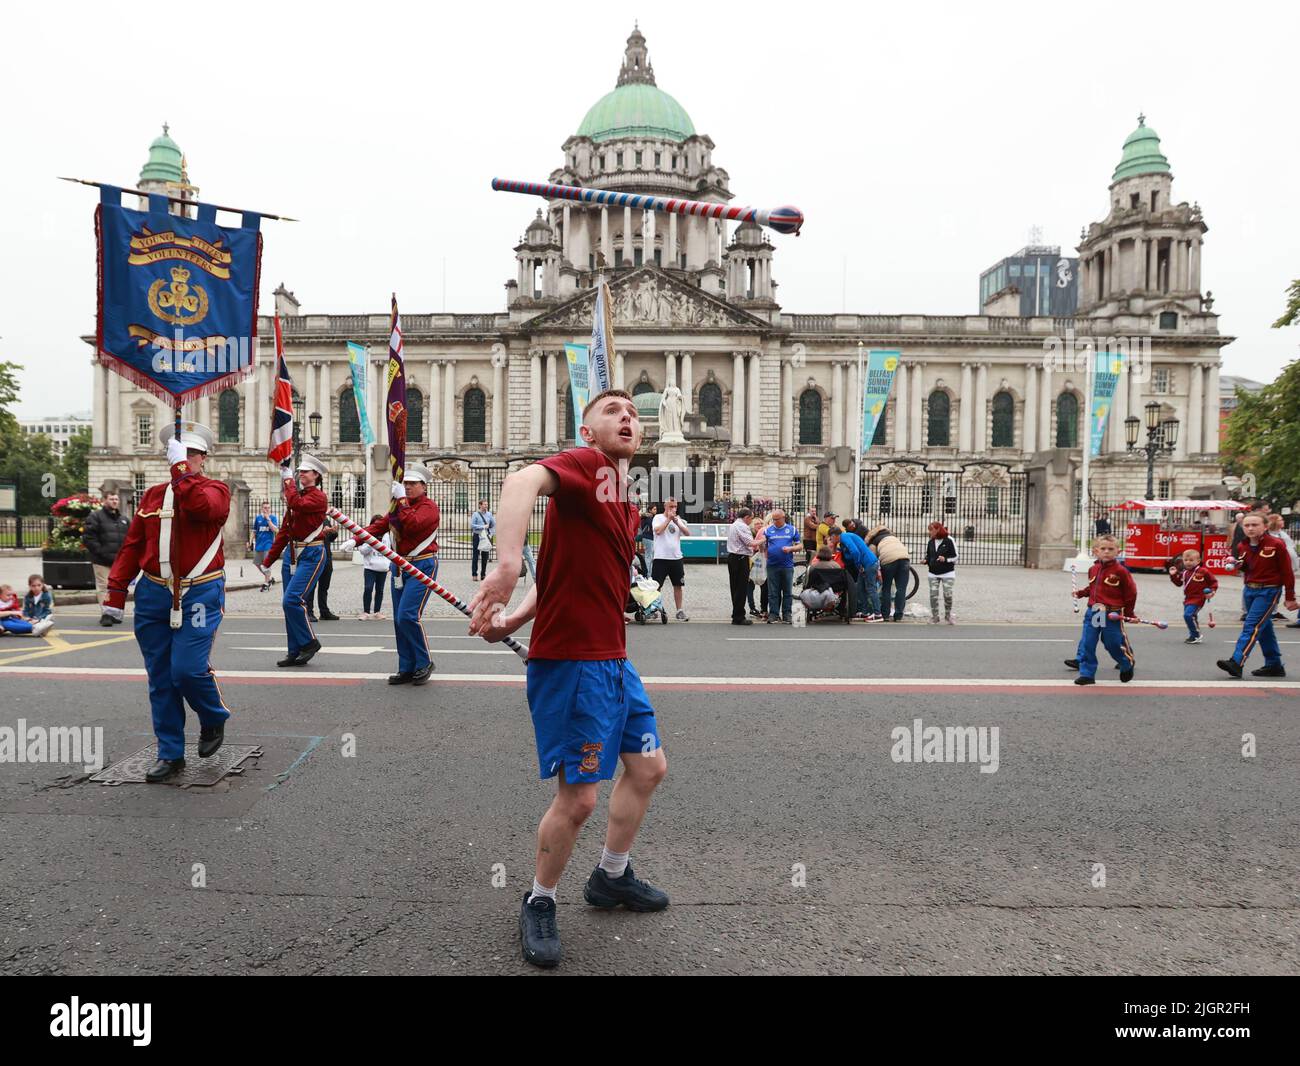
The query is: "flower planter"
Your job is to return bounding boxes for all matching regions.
[41,551,96,590]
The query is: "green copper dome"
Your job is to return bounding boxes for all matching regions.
[578,83,695,143]
[140,124,183,184]
[1112,114,1170,182]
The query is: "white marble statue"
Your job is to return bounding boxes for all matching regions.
[658,383,685,442]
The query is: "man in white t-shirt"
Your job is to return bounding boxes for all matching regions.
[651,496,690,621]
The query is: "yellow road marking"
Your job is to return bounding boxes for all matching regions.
[0,633,136,665]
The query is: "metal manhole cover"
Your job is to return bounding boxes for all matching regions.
[89,744,264,787]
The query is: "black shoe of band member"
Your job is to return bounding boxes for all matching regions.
[1216,658,1243,679]
[583,864,670,912]
[1073,676,1095,685]
[1064,659,1079,670]
[197,723,225,758]
[387,672,414,685]
[145,758,185,783]
[295,639,321,665]
[411,664,435,686]
[519,893,561,968]
[731,618,753,626]
[99,613,115,627]
[1251,665,1286,678]
[319,611,340,621]
[277,654,302,667]
[1119,667,1134,683]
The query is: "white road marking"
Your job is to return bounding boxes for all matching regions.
[230,646,514,656]
[726,637,1073,643]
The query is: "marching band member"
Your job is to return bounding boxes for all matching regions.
[101,422,231,783]
[264,454,329,667]
[358,464,441,685]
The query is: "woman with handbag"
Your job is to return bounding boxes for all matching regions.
[340,515,394,620]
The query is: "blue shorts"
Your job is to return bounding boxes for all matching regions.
[526,658,660,783]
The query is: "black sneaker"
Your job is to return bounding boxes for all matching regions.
[1217,658,1243,679]
[1184,636,1202,645]
[519,893,561,969]
[1119,667,1134,683]
[583,864,670,912]
[1073,676,1095,685]
[1251,665,1286,678]
[1064,659,1079,670]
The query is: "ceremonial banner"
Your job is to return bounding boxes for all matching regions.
[589,282,615,393]
[1089,349,1124,458]
[96,186,261,402]
[266,317,295,465]
[346,341,376,445]
[564,343,592,443]
[385,295,407,491]
[860,349,901,453]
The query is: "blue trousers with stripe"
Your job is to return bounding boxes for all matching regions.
[281,544,326,656]
[1077,609,1133,679]
[134,576,230,761]
[1232,586,1283,668]
[391,556,438,674]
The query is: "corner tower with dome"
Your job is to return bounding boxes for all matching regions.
[87,57,1232,570]
[135,123,199,217]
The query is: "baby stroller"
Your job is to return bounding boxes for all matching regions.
[800,564,854,624]
[627,559,669,625]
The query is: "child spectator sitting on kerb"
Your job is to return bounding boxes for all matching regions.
[0,576,55,637]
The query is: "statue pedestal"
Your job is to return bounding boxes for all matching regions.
[656,439,688,472]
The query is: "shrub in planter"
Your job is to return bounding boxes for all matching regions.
[41,493,99,589]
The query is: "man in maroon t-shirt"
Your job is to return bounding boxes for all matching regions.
[469,389,669,969]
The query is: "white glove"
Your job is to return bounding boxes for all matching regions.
[166,438,187,465]
[279,462,294,481]
[391,481,406,499]
[339,539,356,553]
[102,605,124,622]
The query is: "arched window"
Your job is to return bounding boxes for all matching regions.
[991,390,1015,447]
[871,406,888,447]
[338,389,360,444]
[407,387,424,443]
[1056,392,1079,448]
[927,391,951,447]
[463,387,486,443]
[699,382,723,427]
[632,381,655,396]
[798,389,822,446]
[217,388,240,443]
[563,387,576,442]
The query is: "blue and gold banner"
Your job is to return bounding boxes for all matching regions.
[96,187,262,403]
[861,349,901,453]
[346,341,376,446]
[1089,349,1123,458]
[565,343,592,444]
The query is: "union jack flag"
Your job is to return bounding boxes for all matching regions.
[266,316,295,465]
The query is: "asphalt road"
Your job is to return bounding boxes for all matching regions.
[1,611,1297,975]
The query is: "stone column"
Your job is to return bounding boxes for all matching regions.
[681,352,693,412]
[544,352,559,447]
[492,360,505,450]
[600,207,612,267]
[529,351,542,445]
[623,206,633,265]
[731,351,746,446]
[562,205,571,262]
[664,351,676,389]
[974,363,989,452]
[667,213,678,265]
[958,363,973,452]
[1127,354,1142,444]
[780,359,793,452]
[747,352,762,447]
[243,370,257,449]
[831,362,845,449]
[198,395,211,431]
[260,358,274,442]
[1024,364,1038,456]
[1192,238,1202,293]
[305,362,318,439]
[614,352,625,391]
[1203,363,1220,453]
[894,358,908,451]
[909,363,924,452]
[443,360,456,449]
[318,360,332,446]
[92,362,107,447]
[370,357,384,447]
[429,361,442,450]
[847,359,860,453]
[645,209,656,265]
[1186,362,1203,458]
[1039,363,1053,451]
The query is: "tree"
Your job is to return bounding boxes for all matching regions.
[61,428,92,494]
[1273,279,1300,328]
[1222,361,1300,509]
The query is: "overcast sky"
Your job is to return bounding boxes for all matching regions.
[3,0,1296,418]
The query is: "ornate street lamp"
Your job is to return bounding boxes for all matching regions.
[1127,402,1178,499]
[292,394,306,466]
[309,411,322,448]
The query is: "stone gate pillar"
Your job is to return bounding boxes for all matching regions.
[1025,449,1077,569]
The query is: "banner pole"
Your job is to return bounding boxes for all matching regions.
[853,341,865,519]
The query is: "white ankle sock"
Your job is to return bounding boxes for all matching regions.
[599,847,630,878]
[527,878,557,904]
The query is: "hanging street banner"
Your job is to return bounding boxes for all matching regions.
[95,186,262,402]
[589,281,615,393]
[385,295,407,493]
[861,349,901,453]
[346,341,376,446]
[1089,349,1124,458]
[565,343,592,444]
